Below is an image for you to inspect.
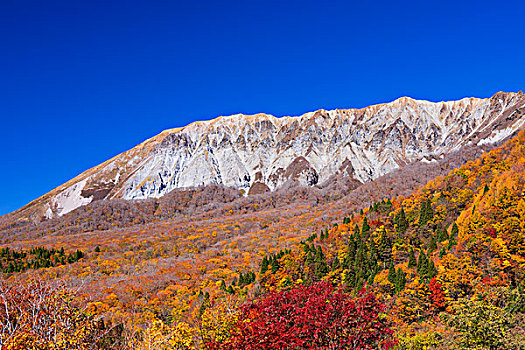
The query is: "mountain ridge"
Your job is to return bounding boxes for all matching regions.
[6,91,525,222]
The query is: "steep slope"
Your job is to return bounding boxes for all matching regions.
[9,91,525,220]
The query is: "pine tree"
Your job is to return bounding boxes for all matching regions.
[260,257,269,274]
[448,223,458,249]
[428,237,437,253]
[361,217,370,237]
[315,246,328,279]
[426,198,434,223]
[331,257,340,271]
[417,250,428,276]
[408,249,417,268]
[354,224,360,240]
[397,208,408,234]
[271,257,279,273]
[436,225,448,242]
[378,230,392,263]
[306,251,315,265]
[239,273,245,286]
[345,238,356,269]
[387,261,397,285]
[427,259,437,279]
[395,268,406,293]
[419,198,434,226]
[369,240,378,267]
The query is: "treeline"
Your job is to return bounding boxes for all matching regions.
[0,246,84,273]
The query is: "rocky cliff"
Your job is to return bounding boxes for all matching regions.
[12,91,525,220]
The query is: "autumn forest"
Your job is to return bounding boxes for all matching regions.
[2,130,525,349]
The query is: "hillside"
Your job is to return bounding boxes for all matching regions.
[6,91,525,222]
[1,126,525,348]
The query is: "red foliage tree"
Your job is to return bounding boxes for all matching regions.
[210,281,396,350]
[428,277,446,312]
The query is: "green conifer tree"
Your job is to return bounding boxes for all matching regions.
[396,268,406,293]
[408,249,417,268]
[417,250,428,276]
[448,223,458,249]
[361,217,370,237]
[397,208,408,234]
[428,237,437,253]
[387,261,397,285]
[271,257,279,273]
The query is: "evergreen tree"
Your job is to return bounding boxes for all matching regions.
[387,261,397,285]
[426,198,434,223]
[354,224,361,239]
[331,257,340,271]
[239,273,245,286]
[378,230,392,263]
[361,217,370,237]
[345,238,356,269]
[395,268,406,293]
[369,240,378,267]
[314,246,328,279]
[408,249,417,268]
[427,259,437,279]
[261,256,269,274]
[396,208,408,234]
[271,257,279,273]
[419,198,434,226]
[436,225,448,242]
[305,251,315,266]
[428,237,437,253]
[417,250,428,276]
[448,223,458,249]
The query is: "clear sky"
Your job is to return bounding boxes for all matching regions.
[1,0,524,216]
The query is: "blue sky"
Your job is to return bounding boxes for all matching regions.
[1,0,524,215]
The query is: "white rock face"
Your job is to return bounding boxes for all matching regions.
[44,179,93,218]
[33,92,525,218]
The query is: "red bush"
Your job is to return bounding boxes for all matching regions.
[210,281,396,350]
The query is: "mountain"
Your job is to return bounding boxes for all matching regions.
[10,91,525,220]
[3,94,525,349]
